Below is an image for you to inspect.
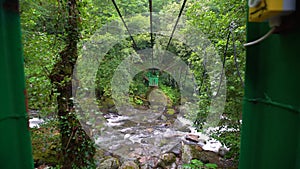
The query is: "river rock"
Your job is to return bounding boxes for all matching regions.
[172,119,191,132]
[108,106,118,113]
[160,115,168,121]
[139,156,160,169]
[168,142,182,156]
[185,134,200,143]
[159,153,176,165]
[181,144,222,167]
[182,144,197,164]
[101,98,115,109]
[97,157,120,169]
[119,161,139,169]
[218,146,229,157]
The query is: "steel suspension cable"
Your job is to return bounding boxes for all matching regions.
[213,22,243,98]
[111,0,138,49]
[166,0,188,50]
[161,0,188,74]
[149,0,154,65]
[232,29,244,87]
[149,0,154,48]
[213,27,232,98]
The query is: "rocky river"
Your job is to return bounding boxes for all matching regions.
[30,106,237,169]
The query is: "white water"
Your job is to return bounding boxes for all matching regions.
[29,113,229,156]
[29,118,44,128]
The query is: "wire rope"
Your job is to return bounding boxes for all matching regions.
[213,28,231,98]
[232,29,244,87]
[166,0,188,50]
[149,0,154,66]
[111,0,138,49]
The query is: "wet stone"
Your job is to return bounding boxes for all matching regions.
[93,106,233,168]
[97,157,119,169]
[168,142,182,156]
[161,153,176,164]
[139,156,160,169]
[119,161,139,169]
[185,134,200,143]
[157,153,177,168]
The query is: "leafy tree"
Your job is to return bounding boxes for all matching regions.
[185,0,246,160]
[21,0,247,167]
[21,0,96,168]
[48,1,95,168]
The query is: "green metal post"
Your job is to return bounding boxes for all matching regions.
[0,0,34,168]
[239,6,300,169]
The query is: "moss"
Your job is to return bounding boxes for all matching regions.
[119,161,139,169]
[166,108,175,115]
[101,98,115,109]
[161,153,176,165]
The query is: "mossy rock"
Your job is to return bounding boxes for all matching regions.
[97,157,120,169]
[166,109,175,115]
[119,161,139,169]
[161,153,176,163]
[99,97,115,109]
[182,144,221,167]
[94,149,107,164]
[166,98,173,108]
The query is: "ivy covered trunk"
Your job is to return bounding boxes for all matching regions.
[49,0,95,168]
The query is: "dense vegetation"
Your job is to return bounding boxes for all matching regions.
[21,0,246,168]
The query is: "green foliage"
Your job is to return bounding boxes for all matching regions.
[95,31,184,108]
[160,0,246,161]
[31,120,61,166]
[58,114,96,168]
[182,0,246,161]
[21,0,62,117]
[132,97,144,105]
[205,163,218,169]
[183,159,204,169]
[21,0,97,167]
[183,159,218,169]
[22,0,246,167]
[160,85,180,106]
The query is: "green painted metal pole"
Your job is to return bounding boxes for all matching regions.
[0,0,34,168]
[239,6,300,169]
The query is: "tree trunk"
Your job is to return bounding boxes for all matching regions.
[49,1,95,168]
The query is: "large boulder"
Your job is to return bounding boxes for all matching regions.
[185,134,200,143]
[160,153,176,164]
[97,157,120,169]
[157,153,177,168]
[168,142,182,156]
[181,144,222,166]
[172,118,191,132]
[119,161,139,169]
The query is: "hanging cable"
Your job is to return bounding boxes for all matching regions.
[232,27,244,87]
[160,0,188,78]
[149,0,154,48]
[166,0,188,50]
[162,0,188,73]
[149,0,154,65]
[111,0,138,49]
[198,62,207,95]
[213,24,232,98]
